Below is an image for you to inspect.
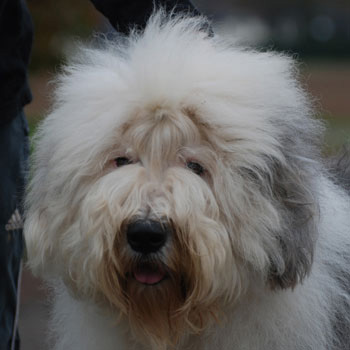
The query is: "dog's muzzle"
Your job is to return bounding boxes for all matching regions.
[126,220,170,285]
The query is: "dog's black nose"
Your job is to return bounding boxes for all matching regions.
[126,220,168,254]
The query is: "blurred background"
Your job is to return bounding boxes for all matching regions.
[20,0,350,349]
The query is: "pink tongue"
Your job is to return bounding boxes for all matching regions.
[134,267,166,285]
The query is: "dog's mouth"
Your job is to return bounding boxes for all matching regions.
[133,263,168,286]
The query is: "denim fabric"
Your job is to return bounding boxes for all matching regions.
[0,111,29,350]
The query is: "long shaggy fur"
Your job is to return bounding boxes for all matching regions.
[24,11,350,350]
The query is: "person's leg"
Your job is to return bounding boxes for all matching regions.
[0,112,29,350]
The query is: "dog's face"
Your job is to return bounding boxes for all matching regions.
[24,13,323,348]
[96,108,239,344]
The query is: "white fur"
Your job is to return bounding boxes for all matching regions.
[24,12,350,350]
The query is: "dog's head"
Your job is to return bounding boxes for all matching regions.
[24,12,323,348]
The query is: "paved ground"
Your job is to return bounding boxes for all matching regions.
[19,268,49,350]
[303,62,350,118]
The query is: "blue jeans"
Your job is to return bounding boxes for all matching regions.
[0,112,29,350]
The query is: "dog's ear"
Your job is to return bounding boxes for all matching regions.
[266,153,319,289]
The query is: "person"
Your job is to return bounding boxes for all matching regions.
[0,0,32,349]
[0,1,199,349]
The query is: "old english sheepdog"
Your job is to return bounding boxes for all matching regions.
[24,12,350,350]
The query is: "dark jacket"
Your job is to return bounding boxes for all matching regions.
[0,0,33,125]
[91,0,199,34]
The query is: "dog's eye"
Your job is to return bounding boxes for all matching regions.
[186,161,205,176]
[115,157,132,167]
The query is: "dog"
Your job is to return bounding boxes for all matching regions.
[24,11,350,350]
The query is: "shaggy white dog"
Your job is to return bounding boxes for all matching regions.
[24,12,350,350]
